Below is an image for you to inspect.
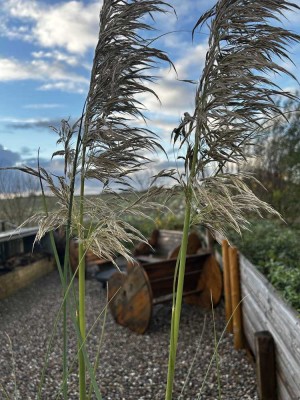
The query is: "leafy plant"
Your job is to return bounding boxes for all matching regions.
[229,219,300,312]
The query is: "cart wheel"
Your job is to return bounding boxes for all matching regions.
[108,263,153,334]
[185,255,222,308]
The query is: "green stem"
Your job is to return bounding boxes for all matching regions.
[37,155,69,399]
[212,295,222,399]
[38,108,84,399]
[79,145,87,399]
[165,203,191,400]
[61,112,84,399]
[37,230,64,400]
[36,117,102,400]
[87,287,108,400]
[165,128,200,400]
[0,383,10,400]
[62,227,70,399]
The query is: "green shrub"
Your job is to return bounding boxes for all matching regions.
[229,220,300,312]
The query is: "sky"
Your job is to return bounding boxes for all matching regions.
[1,0,300,193]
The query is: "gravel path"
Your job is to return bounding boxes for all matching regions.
[0,270,258,400]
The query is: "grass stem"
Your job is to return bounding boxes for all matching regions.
[165,123,200,400]
[79,145,87,399]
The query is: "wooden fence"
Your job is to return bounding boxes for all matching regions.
[207,228,300,400]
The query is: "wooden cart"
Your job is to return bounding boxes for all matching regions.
[108,230,222,334]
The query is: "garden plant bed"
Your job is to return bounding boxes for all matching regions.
[0,270,258,399]
[0,253,54,300]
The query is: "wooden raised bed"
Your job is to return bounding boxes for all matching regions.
[0,256,55,300]
[108,230,222,334]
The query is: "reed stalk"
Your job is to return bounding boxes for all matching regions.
[78,146,87,399]
[164,1,300,398]
[87,286,109,400]
[0,383,10,400]
[165,120,200,400]
[37,155,69,399]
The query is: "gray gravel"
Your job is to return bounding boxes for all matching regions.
[0,271,258,399]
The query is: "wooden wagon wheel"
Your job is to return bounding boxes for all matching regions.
[185,255,222,308]
[108,262,153,334]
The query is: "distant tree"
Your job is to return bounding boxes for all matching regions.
[248,96,300,222]
[0,170,39,227]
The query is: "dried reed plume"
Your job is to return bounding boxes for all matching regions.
[12,0,174,262]
[170,0,300,239]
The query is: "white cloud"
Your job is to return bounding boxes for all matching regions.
[23,103,63,109]
[174,43,207,79]
[38,81,87,94]
[0,117,51,123]
[0,58,34,81]
[138,43,207,123]
[0,1,98,94]
[1,0,101,54]
[32,50,82,67]
[0,57,89,93]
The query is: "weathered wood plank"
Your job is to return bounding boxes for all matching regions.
[0,227,38,243]
[240,257,300,361]
[243,296,300,397]
[255,331,277,400]
[108,264,153,334]
[143,253,210,279]
[206,233,300,399]
[185,254,223,308]
[242,312,256,352]
[229,247,243,349]
[243,294,300,382]
[239,254,300,399]
[277,374,294,400]
[243,290,300,393]
[222,240,233,332]
[241,295,268,336]
[108,230,222,333]
[0,257,55,300]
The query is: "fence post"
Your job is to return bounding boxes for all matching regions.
[229,246,244,349]
[222,240,233,333]
[255,331,277,400]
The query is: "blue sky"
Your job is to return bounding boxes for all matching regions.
[1,0,300,192]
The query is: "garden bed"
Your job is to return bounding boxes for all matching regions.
[228,220,300,312]
[0,254,55,300]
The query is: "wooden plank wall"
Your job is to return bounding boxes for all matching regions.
[0,257,55,300]
[200,228,300,399]
[239,254,300,400]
